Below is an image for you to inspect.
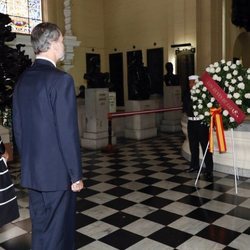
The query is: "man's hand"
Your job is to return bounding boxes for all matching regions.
[71,180,84,192]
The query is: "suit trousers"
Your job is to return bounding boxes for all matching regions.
[187,120,213,172]
[28,189,76,250]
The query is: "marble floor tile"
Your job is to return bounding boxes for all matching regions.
[213,214,250,232]
[157,189,188,201]
[229,233,250,250]
[77,221,118,240]
[121,191,151,203]
[122,203,157,218]
[78,241,117,250]
[201,200,236,213]
[123,218,164,237]
[2,132,249,250]
[162,201,197,216]
[83,205,117,220]
[177,236,225,250]
[85,192,116,204]
[168,216,208,235]
[126,238,173,250]
[0,225,27,244]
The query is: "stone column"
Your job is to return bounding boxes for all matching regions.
[62,0,80,72]
[124,100,157,140]
[64,0,72,36]
[160,85,182,132]
[81,88,116,149]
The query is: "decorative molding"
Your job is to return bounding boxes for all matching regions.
[64,0,72,36]
[62,0,81,72]
[63,35,81,72]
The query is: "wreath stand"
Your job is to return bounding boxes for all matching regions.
[194,128,239,194]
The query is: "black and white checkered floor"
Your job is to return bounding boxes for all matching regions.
[0,132,249,249]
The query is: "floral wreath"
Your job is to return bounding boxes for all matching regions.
[190,60,250,129]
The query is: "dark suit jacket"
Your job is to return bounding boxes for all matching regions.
[13,59,82,191]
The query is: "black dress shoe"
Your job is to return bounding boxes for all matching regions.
[186,167,198,173]
[204,171,213,181]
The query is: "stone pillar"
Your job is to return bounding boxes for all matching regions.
[125,100,157,140]
[62,0,80,72]
[81,88,116,149]
[160,85,182,132]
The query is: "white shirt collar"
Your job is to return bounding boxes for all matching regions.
[36,56,56,67]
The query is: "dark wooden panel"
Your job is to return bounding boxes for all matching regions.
[109,53,124,106]
[147,48,164,95]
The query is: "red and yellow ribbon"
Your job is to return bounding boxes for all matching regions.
[209,107,227,153]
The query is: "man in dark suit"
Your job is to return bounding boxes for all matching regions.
[182,75,213,181]
[12,22,84,250]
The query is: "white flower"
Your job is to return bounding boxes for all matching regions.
[247,75,250,80]
[229,86,235,92]
[227,61,232,66]
[221,59,225,64]
[196,89,201,94]
[199,114,204,120]
[214,62,219,67]
[206,67,210,73]
[229,117,235,122]
[211,97,215,102]
[198,104,203,109]
[238,76,243,81]
[202,94,206,99]
[207,102,212,108]
[247,68,250,74]
[233,92,240,99]
[227,94,232,98]
[225,82,229,87]
[226,73,232,79]
[245,93,250,99]
[236,60,241,65]
[193,105,196,109]
[223,110,229,116]
[236,100,242,105]
[223,66,229,71]
[202,86,207,91]
[194,111,199,116]
[190,89,196,95]
[198,99,202,104]
[247,108,250,113]
[232,70,238,76]
[231,79,237,84]
[215,67,221,73]
[230,64,236,69]
[205,111,210,116]
[198,81,203,86]
[216,76,221,81]
[210,68,215,73]
[238,82,245,90]
[212,74,218,81]
[192,96,198,101]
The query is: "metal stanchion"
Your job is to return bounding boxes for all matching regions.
[101,113,118,153]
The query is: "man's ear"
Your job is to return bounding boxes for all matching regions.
[50,41,56,51]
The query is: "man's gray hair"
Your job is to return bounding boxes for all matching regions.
[31,22,61,55]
